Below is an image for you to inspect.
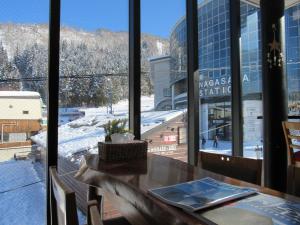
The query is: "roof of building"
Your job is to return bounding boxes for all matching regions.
[170,0,297,37]
[149,55,171,62]
[0,91,41,98]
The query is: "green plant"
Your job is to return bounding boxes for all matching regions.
[103,119,128,142]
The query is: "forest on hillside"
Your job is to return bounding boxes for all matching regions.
[0,24,169,106]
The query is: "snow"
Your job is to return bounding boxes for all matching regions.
[0,160,86,225]
[59,108,85,125]
[0,91,41,97]
[0,161,45,225]
[32,96,185,159]
[156,41,163,55]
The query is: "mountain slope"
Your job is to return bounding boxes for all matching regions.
[0,23,170,106]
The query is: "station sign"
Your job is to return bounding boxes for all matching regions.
[199,74,250,97]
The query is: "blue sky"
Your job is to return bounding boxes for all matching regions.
[0,0,186,38]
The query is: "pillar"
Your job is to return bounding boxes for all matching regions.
[260,0,288,191]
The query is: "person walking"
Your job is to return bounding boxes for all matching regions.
[201,135,206,149]
[213,134,218,148]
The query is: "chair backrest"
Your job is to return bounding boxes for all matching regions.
[282,121,300,166]
[87,200,103,225]
[50,166,79,225]
[199,151,262,185]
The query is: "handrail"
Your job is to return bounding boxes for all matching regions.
[200,123,231,135]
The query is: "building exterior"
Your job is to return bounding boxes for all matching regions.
[152,0,300,142]
[149,56,172,110]
[58,108,85,125]
[286,3,300,115]
[0,91,42,145]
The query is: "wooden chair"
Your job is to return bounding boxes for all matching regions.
[282,121,300,196]
[87,200,102,225]
[50,166,132,225]
[282,122,300,167]
[50,166,79,225]
[199,151,262,185]
[87,186,131,225]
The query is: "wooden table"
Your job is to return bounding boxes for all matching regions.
[75,154,300,225]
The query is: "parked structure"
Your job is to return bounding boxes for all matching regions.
[149,56,172,110]
[0,91,42,147]
[58,108,85,125]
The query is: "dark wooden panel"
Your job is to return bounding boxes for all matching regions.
[199,151,262,185]
[287,165,300,197]
[129,0,141,139]
[260,0,287,192]
[186,0,199,166]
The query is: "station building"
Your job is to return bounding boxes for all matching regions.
[150,0,300,142]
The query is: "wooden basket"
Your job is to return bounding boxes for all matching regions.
[98,140,148,162]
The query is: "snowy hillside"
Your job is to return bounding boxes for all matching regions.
[0,23,169,106]
[0,23,169,60]
[32,96,185,160]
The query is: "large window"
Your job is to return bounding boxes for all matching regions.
[238,0,300,159]
[198,0,233,155]
[285,2,300,118]
[1,1,299,224]
[141,0,188,162]
[58,0,129,222]
[240,1,263,158]
[0,1,48,225]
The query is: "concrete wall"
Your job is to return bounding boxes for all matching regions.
[150,57,172,110]
[242,100,263,142]
[0,97,42,120]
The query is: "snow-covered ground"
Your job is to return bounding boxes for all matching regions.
[0,160,86,225]
[32,95,263,159]
[32,96,185,160]
[0,161,45,225]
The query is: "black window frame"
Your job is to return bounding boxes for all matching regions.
[46,0,270,223]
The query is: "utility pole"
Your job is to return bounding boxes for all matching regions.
[107,78,113,114]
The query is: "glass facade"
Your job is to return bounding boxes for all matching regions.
[240,2,263,157]
[167,0,300,157]
[286,4,300,116]
[142,0,188,162]
[197,0,232,149]
[240,2,262,97]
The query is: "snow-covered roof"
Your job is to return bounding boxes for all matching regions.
[0,91,41,98]
[149,55,170,62]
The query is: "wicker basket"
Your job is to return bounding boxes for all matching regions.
[98,140,148,162]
